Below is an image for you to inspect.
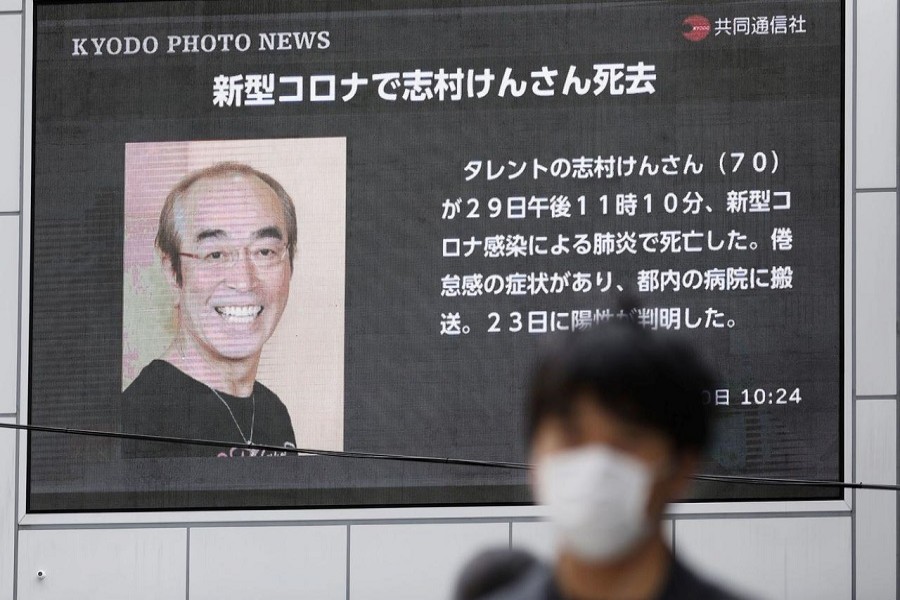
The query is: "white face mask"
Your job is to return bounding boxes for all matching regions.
[535,444,654,562]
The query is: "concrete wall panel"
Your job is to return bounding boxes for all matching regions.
[349,522,508,600]
[674,517,852,600]
[0,15,19,213]
[190,525,346,600]
[856,0,897,188]
[856,192,897,395]
[17,528,187,600]
[855,399,897,599]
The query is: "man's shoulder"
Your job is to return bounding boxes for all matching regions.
[663,557,747,600]
[455,548,553,600]
[251,380,289,412]
[121,360,208,427]
[249,380,297,447]
[453,549,747,600]
[123,360,182,397]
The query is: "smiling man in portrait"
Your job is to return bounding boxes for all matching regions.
[123,162,298,457]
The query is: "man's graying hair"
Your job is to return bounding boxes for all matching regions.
[155,162,298,285]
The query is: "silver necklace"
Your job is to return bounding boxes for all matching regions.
[209,386,256,445]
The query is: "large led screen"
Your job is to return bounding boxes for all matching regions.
[29,0,843,511]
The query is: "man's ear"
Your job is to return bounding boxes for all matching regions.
[668,452,700,501]
[646,450,698,520]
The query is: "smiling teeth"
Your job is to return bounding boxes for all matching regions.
[216,306,262,321]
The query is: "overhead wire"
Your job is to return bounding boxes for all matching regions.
[2,421,895,492]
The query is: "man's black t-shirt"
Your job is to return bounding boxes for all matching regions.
[122,360,297,458]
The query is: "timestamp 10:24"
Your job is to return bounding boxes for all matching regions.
[740,387,802,406]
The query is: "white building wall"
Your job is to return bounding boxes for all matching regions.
[0,1,895,599]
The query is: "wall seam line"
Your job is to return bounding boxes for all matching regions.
[895,0,900,598]
[12,425,18,600]
[185,527,190,600]
[13,5,24,599]
[9,510,858,534]
[851,0,858,598]
[346,524,351,600]
[667,511,852,521]
[13,509,858,530]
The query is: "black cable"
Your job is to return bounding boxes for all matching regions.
[0,421,530,470]
[692,474,898,491]
[2,421,897,491]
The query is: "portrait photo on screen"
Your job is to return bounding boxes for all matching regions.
[121,138,346,458]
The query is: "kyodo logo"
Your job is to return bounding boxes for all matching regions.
[682,15,711,41]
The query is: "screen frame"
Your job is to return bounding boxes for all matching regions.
[18,0,853,525]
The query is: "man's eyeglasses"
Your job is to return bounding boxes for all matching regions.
[180,242,288,270]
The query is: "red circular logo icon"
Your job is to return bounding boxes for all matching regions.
[682,15,711,42]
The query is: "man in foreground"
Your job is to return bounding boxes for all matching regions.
[123,162,297,457]
[456,321,743,599]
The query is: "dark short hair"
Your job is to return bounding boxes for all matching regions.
[156,162,298,285]
[527,321,717,454]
